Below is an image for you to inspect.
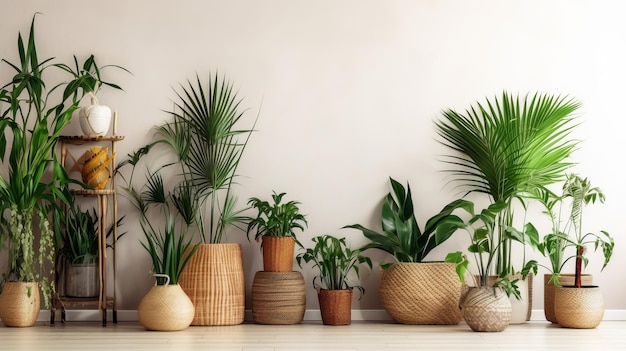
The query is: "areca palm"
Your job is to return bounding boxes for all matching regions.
[435,91,580,276]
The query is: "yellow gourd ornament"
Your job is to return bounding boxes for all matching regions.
[79,147,113,190]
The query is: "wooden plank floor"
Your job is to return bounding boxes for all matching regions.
[1,321,625,350]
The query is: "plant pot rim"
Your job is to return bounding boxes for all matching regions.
[559,285,600,289]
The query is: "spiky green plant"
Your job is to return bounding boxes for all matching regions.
[296,235,372,298]
[435,91,580,278]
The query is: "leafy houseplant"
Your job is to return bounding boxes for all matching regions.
[247,191,308,272]
[0,15,104,315]
[55,202,99,266]
[296,234,372,325]
[344,177,473,325]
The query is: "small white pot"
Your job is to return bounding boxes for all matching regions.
[79,103,112,136]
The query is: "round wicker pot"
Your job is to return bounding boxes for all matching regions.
[138,282,195,331]
[544,273,593,323]
[378,262,464,325]
[461,286,512,332]
[179,243,245,326]
[488,273,530,324]
[251,271,306,324]
[554,285,604,329]
[0,282,40,327]
[318,289,352,326]
[262,236,295,272]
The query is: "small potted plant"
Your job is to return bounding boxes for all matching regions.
[296,235,372,325]
[552,174,614,329]
[344,177,472,325]
[247,191,308,272]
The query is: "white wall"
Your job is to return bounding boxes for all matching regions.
[1,0,624,314]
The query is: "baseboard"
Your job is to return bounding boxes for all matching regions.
[38,309,626,323]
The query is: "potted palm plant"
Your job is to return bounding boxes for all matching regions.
[0,15,105,327]
[344,177,472,325]
[247,191,308,272]
[117,73,257,326]
[435,91,580,323]
[296,235,372,325]
[552,174,613,329]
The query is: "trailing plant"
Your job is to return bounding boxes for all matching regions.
[344,177,472,268]
[435,91,580,278]
[296,234,372,298]
[246,191,308,247]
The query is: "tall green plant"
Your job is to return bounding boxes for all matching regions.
[435,91,580,278]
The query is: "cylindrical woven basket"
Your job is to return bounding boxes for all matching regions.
[462,286,512,332]
[251,271,306,324]
[554,285,604,329]
[261,236,295,272]
[179,243,245,326]
[0,282,40,327]
[318,289,352,326]
[137,283,195,331]
[544,273,593,323]
[379,262,464,325]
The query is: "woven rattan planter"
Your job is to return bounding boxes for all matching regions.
[0,282,40,327]
[379,262,464,325]
[179,244,245,326]
[318,289,352,326]
[461,286,512,332]
[262,236,296,272]
[554,285,604,329]
[138,283,195,331]
[544,273,593,323]
[251,271,306,324]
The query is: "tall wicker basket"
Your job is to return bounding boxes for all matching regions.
[179,243,245,326]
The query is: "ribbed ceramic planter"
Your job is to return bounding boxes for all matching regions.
[0,282,40,327]
[261,236,295,272]
[179,244,245,326]
[318,289,353,326]
[554,285,604,329]
[379,262,464,325]
[461,286,512,332]
[251,271,306,324]
[544,273,593,323]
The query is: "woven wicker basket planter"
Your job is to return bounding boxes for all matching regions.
[544,273,593,323]
[318,289,352,326]
[379,262,464,325]
[0,282,40,327]
[179,244,245,326]
[138,283,195,331]
[262,236,296,272]
[554,285,604,329]
[487,273,531,324]
[461,286,512,332]
[251,271,306,324]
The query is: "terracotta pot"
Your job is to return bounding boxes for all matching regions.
[138,278,195,331]
[262,236,295,272]
[0,282,40,327]
[544,273,593,323]
[461,286,512,332]
[179,244,245,326]
[251,271,306,324]
[379,262,464,325]
[318,289,353,326]
[554,285,604,329]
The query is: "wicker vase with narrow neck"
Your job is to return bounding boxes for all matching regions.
[262,236,295,272]
[179,244,245,326]
[461,286,512,332]
[318,289,353,326]
[544,273,593,323]
[138,282,195,331]
[554,285,604,329]
[0,282,40,327]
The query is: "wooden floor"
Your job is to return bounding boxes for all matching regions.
[1,320,625,350]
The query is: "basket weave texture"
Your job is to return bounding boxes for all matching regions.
[462,286,512,332]
[0,282,40,327]
[318,289,352,326]
[554,286,604,329]
[179,244,245,326]
[378,262,464,325]
[138,284,194,331]
[543,273,593,323]
[251,271,306,324]
[262,236,295,272]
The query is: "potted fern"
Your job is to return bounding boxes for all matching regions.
[296,235,372,325]
[247,191,308,272]
[344,177,472,325]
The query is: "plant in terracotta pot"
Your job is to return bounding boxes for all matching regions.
[57,54,130,136]
[445,200,515,332]
[0,15,107,327]
[344,177,473,325]
[296,234,372,325]
[551,174,614,329]
[435,91,580,323]
[247,191,308,272]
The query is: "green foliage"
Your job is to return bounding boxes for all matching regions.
[247,192,308,246]
[56,54,130,102]
[54,201,99,266]
[296,235,372,298]
[435,91,580,276]
[344,177,472,267]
